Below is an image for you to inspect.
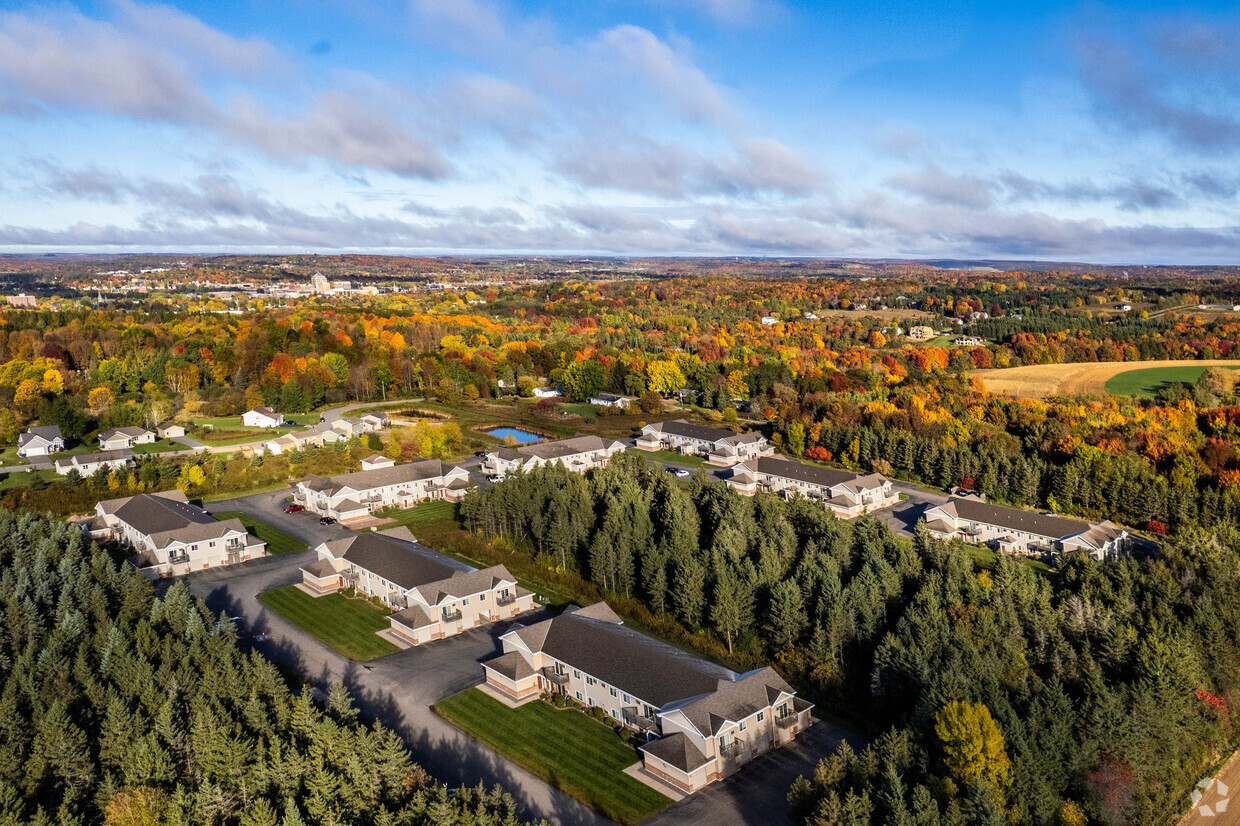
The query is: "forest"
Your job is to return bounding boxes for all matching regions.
[0,510,540,826]
[461,457,1240,824]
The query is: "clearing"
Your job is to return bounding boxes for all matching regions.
[976,359,1240,398]
[434,688,671,825]
[257,585,398,661]
[211,511,305,554]
[1103,364,1240,398]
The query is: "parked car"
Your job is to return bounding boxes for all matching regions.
[319,516,336,525]
[283,504,304,513]
[674,468,691,478]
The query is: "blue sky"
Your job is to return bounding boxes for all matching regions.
[0,0,1237,262]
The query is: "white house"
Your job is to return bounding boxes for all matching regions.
[56,449,136,475]
[361,454,396,471]
[294,459,472,522]
[93,490,266,578]
[533,385,563,399]
[99,427,155,450]
[483,434,626,478]
[155,422,186,439]
[482,603,813,794]
[17,426,64,458]
[299,527,536,644]
[953,336,984,347]
[760,316,779,326]
[723,456,898,518]
[589,393,636,409]
[922,496,1131,561]
[636,420,773,466]
[242,407,285,428]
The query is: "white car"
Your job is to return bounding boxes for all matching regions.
[674,468,691,478]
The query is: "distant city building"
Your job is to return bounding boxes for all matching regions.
[311,273,330,293]
[6,294,36,308]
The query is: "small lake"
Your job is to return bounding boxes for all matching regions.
[484,427,543,444]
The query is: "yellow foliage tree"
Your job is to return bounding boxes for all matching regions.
[726,370,749,399]
[42,369,64,396]
[104,786,167,826]
[646,360,686,395]
[88,386,114,413]
[14,378,41,407]
[935,700,1013,791]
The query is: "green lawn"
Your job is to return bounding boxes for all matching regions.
[191,414,320,446]
[435,689,671,825]
[1104,364,1240,397]
[194,414,319,429]
[0,445,27,469]
[212,511,305,554]
[202,481,292,502]
[257,585,398,661]
[372,499,460,531]
[133,438,191,454]
[967,543,1051,575]
[636,448,707,469]
[0,468,58,490]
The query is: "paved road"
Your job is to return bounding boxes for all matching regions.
[1181,750,1240,825]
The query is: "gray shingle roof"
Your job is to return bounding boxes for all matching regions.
[99,427,150,440]
[302,459,459,496]
[484,651,537,681]
[640,732,710,773]
[938,497,1091,539]
[491,434,619,463]
[664,667,796,736]
[746,456,888,492]
[412,564,516,605]
[18,425,62,446]
[325,532,472,591]
[650,419,736,443]
[389,604,436,630]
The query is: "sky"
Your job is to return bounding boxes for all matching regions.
[0,0,1238,262]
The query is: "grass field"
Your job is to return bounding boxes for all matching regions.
[133,438,191,454]
[0,469,58,490]
[371,499,460,531]
[636,448,707,469]
[976,359,1240,398]
[192,414,319,446]
[211,511,305,554]
[434,689,671,825]
[257,585,398,661]
[0,446,27,469]
[967,543,1052,574]
[1103,365,1240,398]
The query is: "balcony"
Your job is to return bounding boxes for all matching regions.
[719,738,745,759]
[496,593,515,607]
[440,609,462,623]
[541,667,568,685]
[776,713,799,729]
[623,708,658,733]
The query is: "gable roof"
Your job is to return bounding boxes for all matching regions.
[99,427,150,441]
[743,456,888,492]
[301,459,463,496]
[640,732,710,773]
[18,425,63,446]
[321,531,472,591]
[934,497,1092,539]
[249,406,278,417]
[662,667,796,736]
[411,564,517,605]
[503,605,733,708]
[68,448,136,466]
[491,434,621,463]
[647,419,736,444]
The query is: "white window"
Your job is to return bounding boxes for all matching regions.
[739,721,747,732]
[573,669,580,679]
[610,687,617,698]
[480,593,486,601]
[623,693,630,703]
[462,597,469,606]
[757,711,764,722]
[576,692,582,701]
[589,698,595,707]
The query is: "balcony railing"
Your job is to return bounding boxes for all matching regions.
[776,713,799,729]
[440,609,462,623]
[496,593,515,607]
[541,667,568,685]
[169,552,188,565]
[719,738,744,759]
[623,708,658,733]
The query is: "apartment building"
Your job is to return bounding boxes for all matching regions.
[483,434,626,478]
[482,603,813,794]
[724,456,898,518]
[299,527,534,644]
[294,458,471,522]
[636,420,773,466]
[17,425,64,457]
[923,496,1131,561]
[92,490,266,577]
[99,427,155,450]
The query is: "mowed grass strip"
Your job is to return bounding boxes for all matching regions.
[257,586,398,661]
[374,499,459,531]
[434,689,671,825]
[1103,364,1240,398]
[211,511,305,554]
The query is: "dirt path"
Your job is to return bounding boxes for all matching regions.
[975,360,1240,399]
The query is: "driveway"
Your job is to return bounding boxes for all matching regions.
[204,487,353,550]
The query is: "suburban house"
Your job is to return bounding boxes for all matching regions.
[589,393,636,409]
[359,412,389,432]
[325,415,367,438]
[294,458,472,522]
[361,454,396,471]
[532,385,563,399]
[636,420,773,466]
[242,407,285,428]
[907,325,935,341]
[923,496,1131,561]
[263,433,304,455]
[91,489,266,577]
[723,456,898,518]
[953,336,984,347]
[482,434,626,478]
[99,427,155,450]
[55,449,135,475]
[155,422,186,439]
[482,603,813,794]
[299,527,535,644]
[17,425,64,458]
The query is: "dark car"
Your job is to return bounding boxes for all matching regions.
[283,504,304,513]
[474,450,488,457]
[319,516,336,525]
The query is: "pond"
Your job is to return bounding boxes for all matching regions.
[483,427,543,444]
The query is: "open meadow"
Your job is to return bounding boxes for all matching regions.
[976,359,1240,398]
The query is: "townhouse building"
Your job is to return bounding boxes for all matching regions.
[299,527,534,644]
[17,425,64,457]
[636,420,773,466]
[91,490,266,577]
[482,434,626,478]
[923,496,1131,561]
[99,427,155,450]
[724,456,898,518]
[294,458,471,522]
[482,603,813,794]
[589,393,636,409]
[55,449,135,475]
[242,407,285,428]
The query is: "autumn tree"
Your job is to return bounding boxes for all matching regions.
[934,701,1013,792]
[563,359,606,402]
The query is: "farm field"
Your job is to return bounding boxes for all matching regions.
[1103,364,1240,398]
[976,359,1240,398]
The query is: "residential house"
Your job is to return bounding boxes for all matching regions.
[299,527,535,644]
[17,425,64,457]
[263,433,304,455]
[804,312,819,320]
[155,422,186,439]
[760,316,779,326]
[361,454,396,471]
[953,336,984,347]
[923,496,1131,561]
[242,407,285,428]
[907,325,935,341]
[99,427,155,450]
[482,603,813,794]
[533,385,563,399]
[723,456,898,518]
[92,489,266,577]
[55,449,135,475]
[294,458,472,522]
[589,393,636,409]
[482,434,626,478]
[636,420,773,466]
[325,415,366,438]
[360,412,389,432]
